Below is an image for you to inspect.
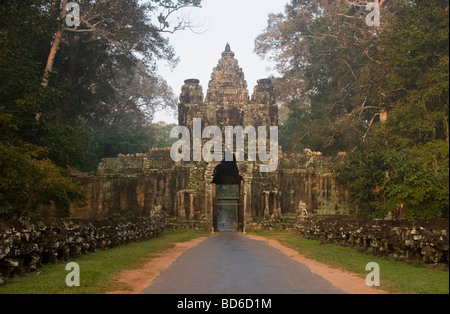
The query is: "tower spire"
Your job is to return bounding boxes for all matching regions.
[221,42,235,58]
[207,43,248,103]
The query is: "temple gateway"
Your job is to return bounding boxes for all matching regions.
[70,44,351,231]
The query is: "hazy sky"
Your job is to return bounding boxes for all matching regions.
[154,0,288,123]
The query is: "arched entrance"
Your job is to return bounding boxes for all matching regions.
[212,157,243,232]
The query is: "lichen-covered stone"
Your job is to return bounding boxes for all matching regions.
[0,211,165,283]
[296,216,449,268]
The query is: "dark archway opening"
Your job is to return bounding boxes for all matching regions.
[213,156,243,232]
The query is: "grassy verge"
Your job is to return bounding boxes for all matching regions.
[252,230,449,294]
[0,229,209,294]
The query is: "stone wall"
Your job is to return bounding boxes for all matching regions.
[296,216,449,268]
[69,150,190,219]
[280,151,351,216]
[69,149,351,222]
[0,210,165,284]
[165,218,211,231]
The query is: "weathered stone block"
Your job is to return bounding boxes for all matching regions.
[0,213,165,284]
[296,216,449,267]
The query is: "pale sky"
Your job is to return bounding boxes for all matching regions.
[154,0,288,124]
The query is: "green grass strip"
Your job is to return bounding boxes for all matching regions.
[252,230,449,294]
[0,229,209,294]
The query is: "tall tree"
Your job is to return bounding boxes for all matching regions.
[42,0,202,86]
[0,0,203,218]
[42,0,68,87]
[1,0,199,171]
[338,0,449,220]
[256,0,404,154]
[42,0,197,169]
[258,0,449,219]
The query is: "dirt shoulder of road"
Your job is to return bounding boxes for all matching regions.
[107,233,388,295]
[107,236,209,294]
[246,234,389,294]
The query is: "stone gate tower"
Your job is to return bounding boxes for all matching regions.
[179,43,278,133]
[70,44,351,229]
[176,44,282,232]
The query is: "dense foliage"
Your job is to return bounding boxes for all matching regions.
[257,0,449,219]
[1,0,448,220]
[0,0,201,219]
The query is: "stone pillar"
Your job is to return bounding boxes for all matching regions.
[238,162,253,226]
[176,191,186,220]
[204,163,218,226]
[243,179,252,225]
[189,194,195,220]
[273,191,282,219]
[264,192,270,218]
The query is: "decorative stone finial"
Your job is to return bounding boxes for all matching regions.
[222,43,235,58]
[184,79,200,85]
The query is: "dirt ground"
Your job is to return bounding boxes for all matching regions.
[107,233,388,294]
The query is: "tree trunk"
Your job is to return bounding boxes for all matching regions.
[42,0,68,87]
[63,33,76,115]
[379,109,388,123]
[445,120,449,144]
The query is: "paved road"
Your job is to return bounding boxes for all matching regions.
[142,232,346,294]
